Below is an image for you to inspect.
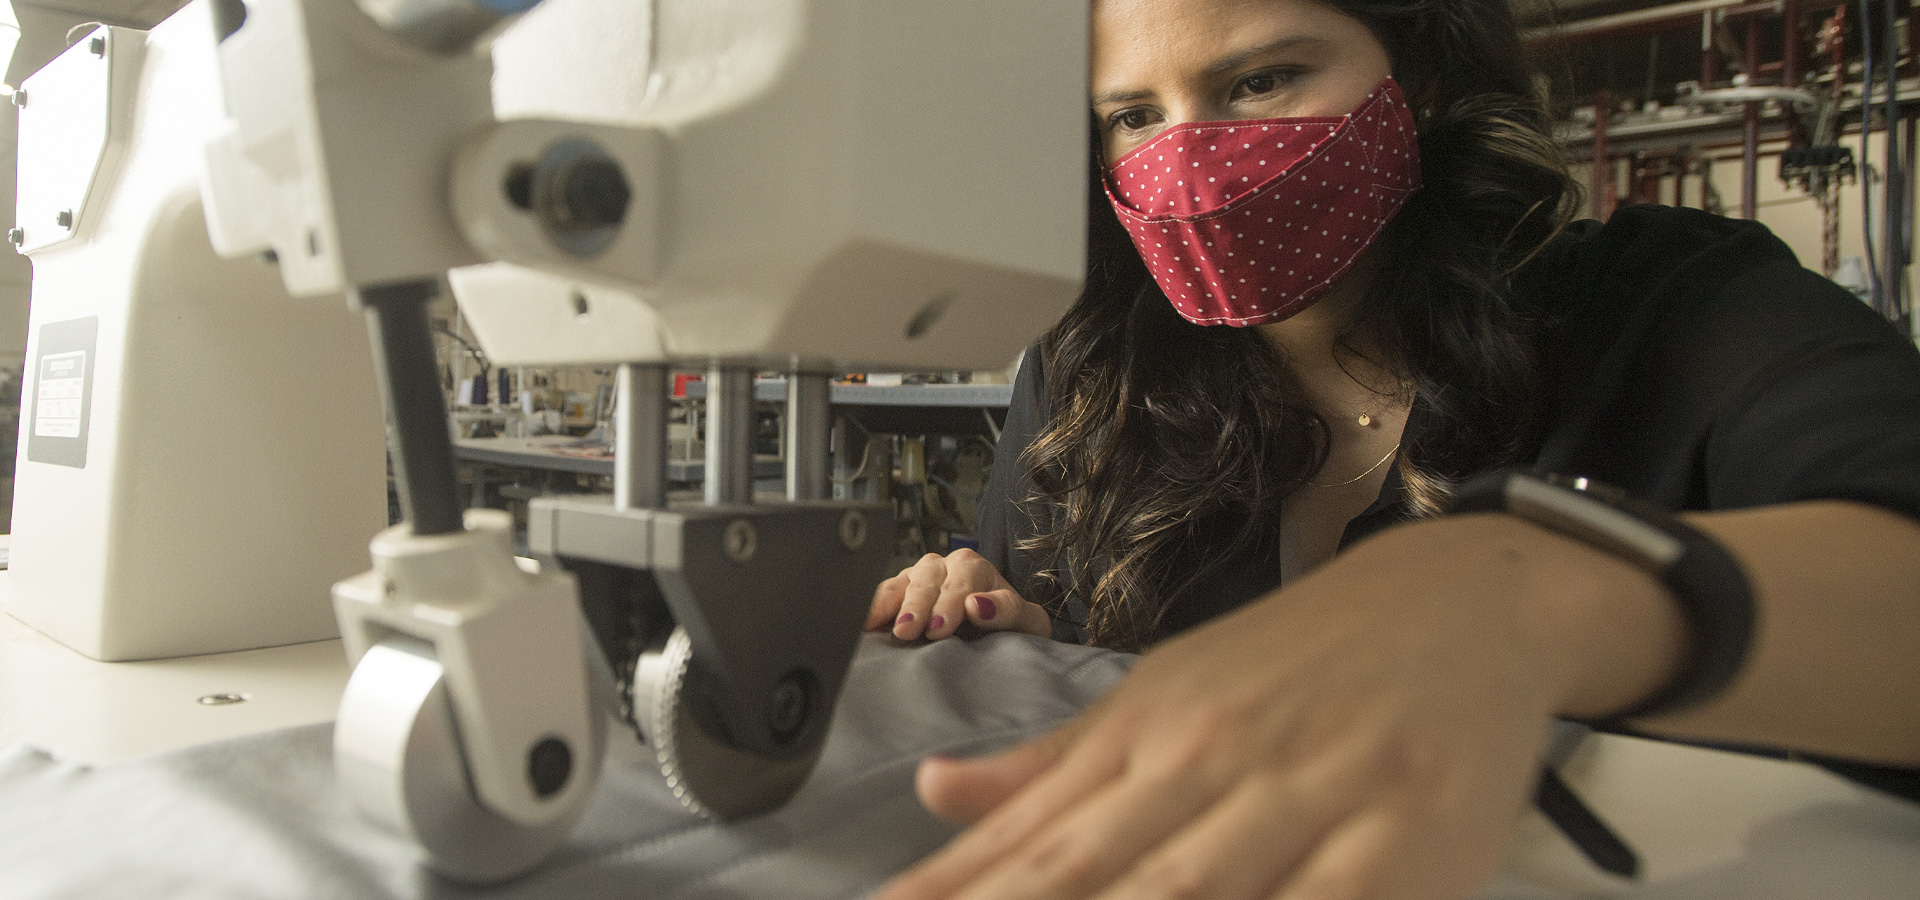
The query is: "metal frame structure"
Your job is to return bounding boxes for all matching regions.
[1532,0,1917,323]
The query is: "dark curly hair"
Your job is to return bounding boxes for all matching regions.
[1018,0,1579,652]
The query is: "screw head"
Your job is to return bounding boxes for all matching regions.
[7,228,22,246]
[55,210,73,229]
[89,36,106,57]
[724,518,757,563]
[838,510,868,551]
[10,90,24,108]
[766,671,812,745]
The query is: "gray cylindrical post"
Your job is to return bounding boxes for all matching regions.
[785,373,831,501]
[614,363,669,510]
[830,415,852,501]
[355,278,464,536]
[704,366,755,506]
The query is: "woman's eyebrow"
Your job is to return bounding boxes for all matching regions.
[1204,35,1328,77]
[1091,87,1155,108]
[1089,35,1329,108]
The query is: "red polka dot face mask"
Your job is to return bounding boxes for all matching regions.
[1103,78,1422,327]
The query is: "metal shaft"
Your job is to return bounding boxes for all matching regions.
[614,364,669,510]
[785,373,832,501]
[356,279,464,536]
[704,366,755,506]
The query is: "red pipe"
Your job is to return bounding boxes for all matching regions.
[1593,91,1613,219]
[1782,0,1810,146]
[1782,0,1802,85]
[1742,20,1761,218]
[1702,10,1719,88]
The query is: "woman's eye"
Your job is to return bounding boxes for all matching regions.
[1108,108,1160,133]
[1232,69,1295,101]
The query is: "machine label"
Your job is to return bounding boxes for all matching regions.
[27,317,97,468]
[35,352,86,437]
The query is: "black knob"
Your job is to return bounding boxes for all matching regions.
[527,737,573,798]
[556,157,630,229]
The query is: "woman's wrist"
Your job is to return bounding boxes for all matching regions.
[1356,514,1690,721]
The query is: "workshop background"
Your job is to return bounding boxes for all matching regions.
[0,0,1912,546]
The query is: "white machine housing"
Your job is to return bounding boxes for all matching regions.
[206,0,1089,371]
[6,9,388,661]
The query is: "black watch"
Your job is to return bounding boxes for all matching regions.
[1445,470,1756,721]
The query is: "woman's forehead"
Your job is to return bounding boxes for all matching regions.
[1091,0,1381,87]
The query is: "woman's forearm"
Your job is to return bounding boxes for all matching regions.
[1664,501,1920,765]
[1369,501,1920,767]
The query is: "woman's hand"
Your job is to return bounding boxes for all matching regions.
[867,548,1054,641]
[875,515,1685,900]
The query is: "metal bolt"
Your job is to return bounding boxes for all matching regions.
[838,510,868,551]
[766,671,811,744]
[55,210,73,229]
[10,90,25,108]
[724,518,757,563]
[89,36,106,57]
[7,228,22,246]
[197,693,248,706]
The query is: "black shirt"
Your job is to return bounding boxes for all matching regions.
[978,204,1920,800]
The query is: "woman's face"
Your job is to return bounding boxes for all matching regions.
[1091,0,1394,163]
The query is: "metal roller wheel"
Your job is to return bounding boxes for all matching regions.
[332,637,599,883]
[630,627,824,820]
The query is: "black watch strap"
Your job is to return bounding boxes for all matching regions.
[1446,470,1756,721]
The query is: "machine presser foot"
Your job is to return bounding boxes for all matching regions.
[531,495,893,820]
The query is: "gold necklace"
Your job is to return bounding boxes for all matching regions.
[1305,445,1398,488]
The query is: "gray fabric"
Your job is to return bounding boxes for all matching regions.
[0,633,1135,900]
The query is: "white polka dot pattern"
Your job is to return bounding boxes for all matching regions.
[1102,78,1423,327]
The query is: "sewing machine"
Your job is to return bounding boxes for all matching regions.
[4,2,1920,897]
[9,0,1084,882]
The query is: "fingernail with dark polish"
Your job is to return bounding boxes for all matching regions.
[930,615,946,631]
[972,594,998,620]
[896,612,914,625]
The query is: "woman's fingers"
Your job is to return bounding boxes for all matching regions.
[965,590,1052,637]
[1272,806,1429,900]
[916,716,1089,825]
[880,716,1117,900]
[868,548,1034,641]
[868,571,912,631]
[1094,768,1356,900]
[918,758,1230,900]
[890,553,951,639]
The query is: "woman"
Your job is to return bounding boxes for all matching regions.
[872,1,1920,898]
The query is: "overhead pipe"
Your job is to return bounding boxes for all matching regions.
[1529,0,1755,45]
[1528,0,1846,48]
